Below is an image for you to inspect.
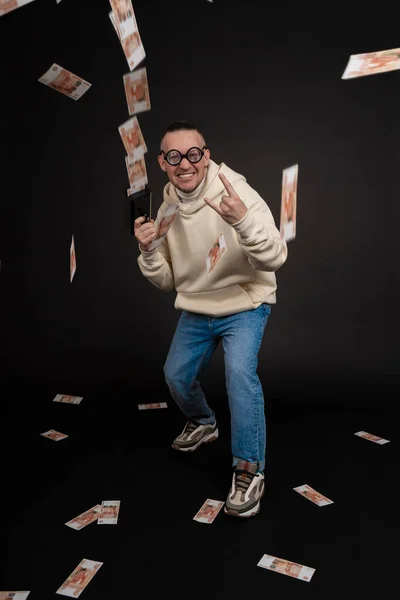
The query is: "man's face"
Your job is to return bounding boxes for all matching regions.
[158,129,210,193]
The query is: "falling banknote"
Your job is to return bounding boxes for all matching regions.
[0,0,36,17]
[342,48,400,79]
[280,164,298,242]
[109,0,136,40]
[38,63,91,100]
[147,204,180,252]
[125,154,148,194]
[98,500,120,525]
[0,594,30,600]
[65,505,102,530]
[123,67,151,116]
[206,232,227,275]
[119,116,147,160]
[70,234,76,282]
[109,7,145,71]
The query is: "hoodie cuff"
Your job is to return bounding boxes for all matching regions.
[231,209,255,238]
[141,247,157,255]
[139,243,158,256]
[139,249,162,269]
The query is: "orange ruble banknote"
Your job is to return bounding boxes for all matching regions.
[354,431,390,445]
[193,499,224,524]
[138,402,168,410]
[56,559,103,597]
[41,429,68,442]
[125,154,148,194]
[206,232,227,275]
[120,29,146,72]
[0,0,35,17]
[257,554,316,582]
[53,394,83,404]
[70,234,76,282]
[148,204,180,251]
[342,48,400,79]
[98,500,120,525]
[38,63,91,101]
[119,116,147,160]
[123,67,151,116]
[0,594,30,600]
[65,505,102,530]
[280,164,298,242]
[293,484,334,507]
[109,9,146,71]
[109,0,135,40]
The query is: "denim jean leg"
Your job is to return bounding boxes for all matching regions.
[164,311,218,425]
[219,304,271,472]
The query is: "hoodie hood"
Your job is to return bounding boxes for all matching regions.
[163,160,247,216]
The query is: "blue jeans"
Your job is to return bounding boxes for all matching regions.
[164,303,271,472]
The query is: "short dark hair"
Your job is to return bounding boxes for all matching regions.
[160,120,206,150]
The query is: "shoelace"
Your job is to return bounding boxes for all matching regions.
[234,469,256,493]
[184,421,198,435]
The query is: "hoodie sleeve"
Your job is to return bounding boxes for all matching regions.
[137,237,175,292]
[230,181,288,272]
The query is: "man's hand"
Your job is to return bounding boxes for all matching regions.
[134,216,156,251]
[204,173,248,225]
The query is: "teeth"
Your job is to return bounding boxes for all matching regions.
[179,173,194,178]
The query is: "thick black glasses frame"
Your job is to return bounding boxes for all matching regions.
[159,146,207,166]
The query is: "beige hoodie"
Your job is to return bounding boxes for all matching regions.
[137,160,288,317]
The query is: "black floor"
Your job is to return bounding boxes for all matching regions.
[1,380,398,599]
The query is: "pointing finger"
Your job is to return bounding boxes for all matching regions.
[219,172,237,197]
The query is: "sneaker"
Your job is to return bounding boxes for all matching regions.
[171,420,218,452]
[224,460,265,518]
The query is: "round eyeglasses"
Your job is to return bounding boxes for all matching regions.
[160,146,207,166]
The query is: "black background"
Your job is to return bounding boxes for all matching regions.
[1,1,399,598]
[1,0,399,402]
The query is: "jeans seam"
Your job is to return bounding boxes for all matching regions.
[252,311,268,464]
[189,340,216,391]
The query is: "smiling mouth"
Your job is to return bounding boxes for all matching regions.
[178,173,195,179]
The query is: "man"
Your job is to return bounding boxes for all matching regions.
[134,121,288,518]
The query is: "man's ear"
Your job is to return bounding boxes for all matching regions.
[158,154,167,172]
[204,147,211,166]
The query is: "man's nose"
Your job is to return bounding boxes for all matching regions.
[179,157,192,168]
